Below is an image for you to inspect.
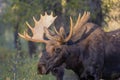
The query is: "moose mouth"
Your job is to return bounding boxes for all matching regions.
[47,61,65,73]
[37,63,50,75]
[38,65,60,75]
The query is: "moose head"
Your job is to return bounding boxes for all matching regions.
[18,11,90,75]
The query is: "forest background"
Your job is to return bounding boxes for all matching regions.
[0,0,120,80]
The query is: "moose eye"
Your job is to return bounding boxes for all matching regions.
[55,47,62,53]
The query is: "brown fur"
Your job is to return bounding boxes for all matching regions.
[38,23,120,80]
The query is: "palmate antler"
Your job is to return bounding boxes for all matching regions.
[18,12,57,44]
[18,12,73,44]
[71,11,90,42]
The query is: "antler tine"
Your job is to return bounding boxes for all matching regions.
[79,11,90,26]
[53,26,60,35]
[64,16,73,42]
[44,27,58,40]
[80,11,87,21]
[51,12,53,16]
[73,13,81,30]
[33,16,38,23]
[59,26,66,39]
[40,14,43,19]
[53,26,65,39]
[18,33,26,39]
[26,22,34,32]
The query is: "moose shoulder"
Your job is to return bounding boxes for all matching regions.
[18,12,120,80]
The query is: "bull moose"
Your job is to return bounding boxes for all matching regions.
[37,28,120,80]
[18,12,120,80]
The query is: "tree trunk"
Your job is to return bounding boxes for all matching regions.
[28,41,37,58]
[53,1,63,28]
[89,0,103,26]
[27,27,37,58]
[14,22,23,57]
[18,0,37,58]
[53,0,68,31]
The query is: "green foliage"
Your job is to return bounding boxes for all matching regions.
[0,47,77,80]
[2,0,43,32]
[0,47,55,80]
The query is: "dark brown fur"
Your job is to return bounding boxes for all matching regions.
[38,23,120,80]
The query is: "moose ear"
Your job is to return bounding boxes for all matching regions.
[54,47,62,53]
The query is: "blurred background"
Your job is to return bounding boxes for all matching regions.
[0,0,120,80]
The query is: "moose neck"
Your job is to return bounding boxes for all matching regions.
[61,44,84,77]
